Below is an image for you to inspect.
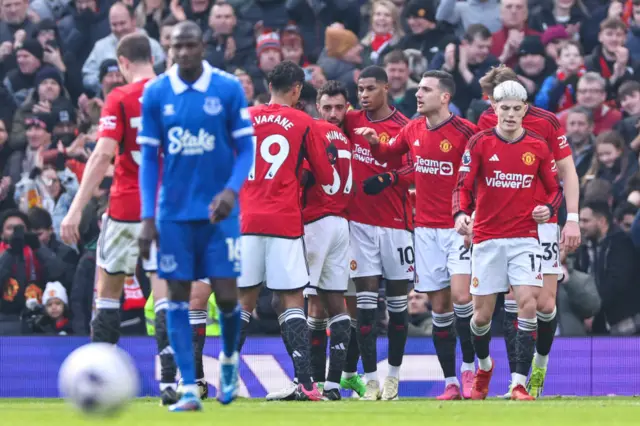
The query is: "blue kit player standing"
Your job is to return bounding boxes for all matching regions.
[137,21,254,412]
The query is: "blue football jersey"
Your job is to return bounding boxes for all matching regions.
[138,61,254,221]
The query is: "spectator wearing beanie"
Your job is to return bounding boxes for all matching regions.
[33,18,84,103]
[250,31,283,96]
[317,23,363,103]
[280,23,311,68]
[23,280,73,335]
[514,35,557,101]
[98,59,124,99]
[6,112,54,183]
[4,39,44,106]
[399,0,457,64]
[541,24,571,62]
[9,65,66,153]
[436,0,501,38]
[0,208,65,328]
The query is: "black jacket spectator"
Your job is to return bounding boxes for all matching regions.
[58,0,112,67]
[70,238,95,335]
[575,202,640,334]
[557,255,601,336]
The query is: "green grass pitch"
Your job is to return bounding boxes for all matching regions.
[4,398,640,426]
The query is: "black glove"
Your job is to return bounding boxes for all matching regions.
[302,169,316,189]
[25,232,41,250]
[363,171,397,195]
[326,142,338,165]
[8,225,25,255]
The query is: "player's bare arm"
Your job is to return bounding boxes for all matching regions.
[60,137,117,245]
[555,155,581,251]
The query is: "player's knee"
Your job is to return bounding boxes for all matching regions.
[517,296,537,318]
[472,310,492,327]
[451,288,471,307]
[167,280,191,301]
[428,290,452,314]
[307,296,327,318]
[354,277,378,293]
[536,295,556,315]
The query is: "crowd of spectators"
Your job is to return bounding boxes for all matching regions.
[0,0,638,336]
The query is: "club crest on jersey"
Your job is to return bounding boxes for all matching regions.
[472,277,479,288]
[203,97,222,116]
[440,139,452,152]
[522,152,536,166]
[379,132,391,144]
[350,260,357,271]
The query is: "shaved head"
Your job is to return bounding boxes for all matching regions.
[171,20,204,76]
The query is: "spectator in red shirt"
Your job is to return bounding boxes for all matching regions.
[490,0,541,67]
[558,72,622,135]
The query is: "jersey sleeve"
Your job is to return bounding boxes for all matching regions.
[452,133,482,217]
[304,123,334,186]
[370,126,410,161]
[97,90,125,143]
[395,153,415,186]
[137,82,163,147]
[224,80,255,194]
[538,149,564,215]
[227,80,254,141]
[548,118,572,161]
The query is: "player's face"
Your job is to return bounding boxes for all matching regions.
[494,99,527,134]
[358,77,387,111]
[317,94,347,127]
[416,77,447,115]
[171,33,204,71]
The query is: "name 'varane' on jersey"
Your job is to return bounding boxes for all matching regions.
[97,79,150,222]
[370,114,477,228]
[240,104,334,238]
[344,108,413,230]
[302,120,353,224]
[477,105,571,224]
[453,129,563,244]
[137,61,254,221]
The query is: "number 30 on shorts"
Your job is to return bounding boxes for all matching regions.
[397,246,415,265]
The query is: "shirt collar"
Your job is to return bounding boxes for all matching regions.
[168,61,213,95]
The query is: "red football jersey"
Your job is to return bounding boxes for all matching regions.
[240,104,334,238]
[97,79,150,222]
[302,120,353,224]
[477,105,571,224]
[344,108,413,230]
[371,115,477,229]
[453,129,563,244]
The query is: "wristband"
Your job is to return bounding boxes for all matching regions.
[566,213,579,223]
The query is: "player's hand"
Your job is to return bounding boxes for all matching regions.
[560,220,581,253]
[455,213,472,236]
[210,188,236,224]
[139,218,158,260]
[60,210,82,245]
[354,127,380,145]
[532,205,551,224]
[301,169,316,188]
[463,233,472,249]
[326,142,338,164]
[363,172,396,195]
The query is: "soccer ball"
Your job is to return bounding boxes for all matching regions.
[58,343,140,415]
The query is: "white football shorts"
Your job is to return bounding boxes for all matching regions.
[97,215,155,275]
[414,227,471,293]
[471,237,544,296]
[538,223,562,275]
[237,235,309,291]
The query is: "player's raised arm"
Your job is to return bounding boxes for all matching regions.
[305,123,334,186]
[360,126,410,162]
[59,93,121,245]
[224,79,255,194]
[137,82,163,258]
[452,133,481,234]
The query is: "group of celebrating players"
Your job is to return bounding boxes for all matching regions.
[58,18,583,411]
